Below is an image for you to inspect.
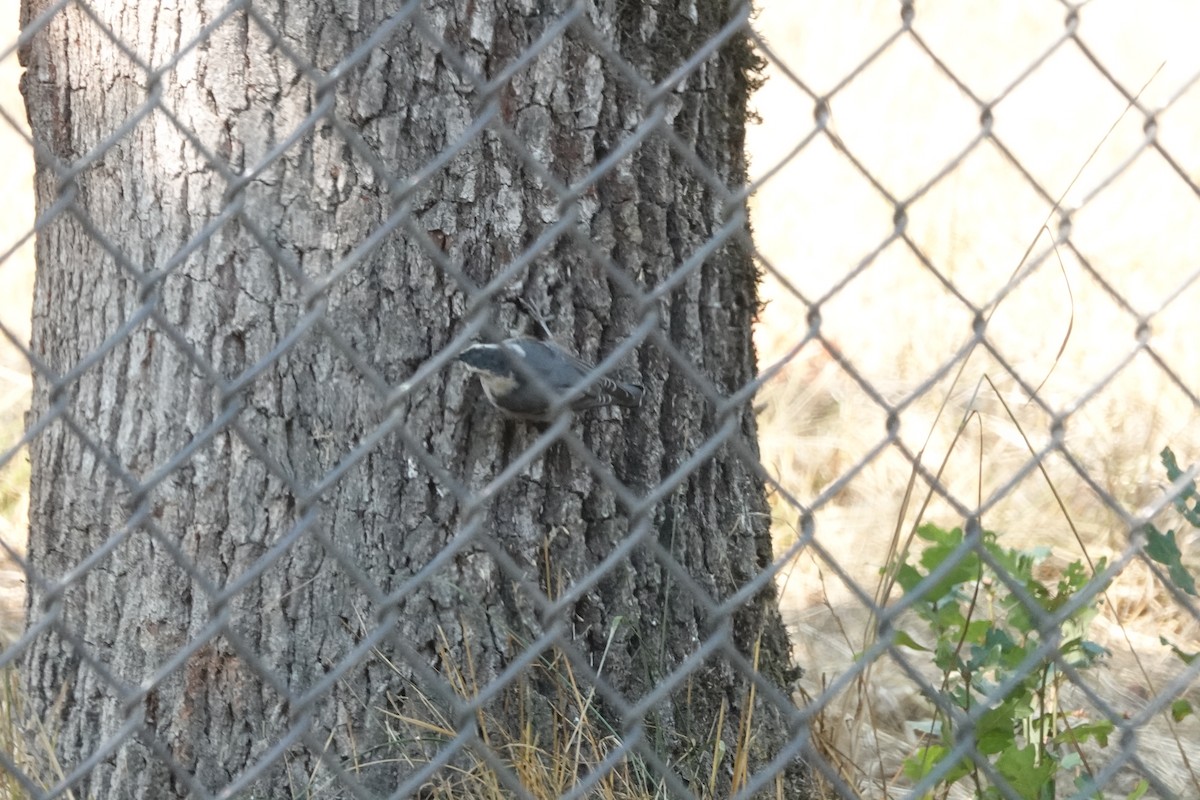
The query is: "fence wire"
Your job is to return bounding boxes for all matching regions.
[1,1,1199,799]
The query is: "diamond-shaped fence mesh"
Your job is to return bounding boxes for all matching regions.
[1,0,1199,798]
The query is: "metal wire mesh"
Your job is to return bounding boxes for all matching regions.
[1,0,1199,798]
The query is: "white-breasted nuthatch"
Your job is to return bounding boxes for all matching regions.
[458,338,644,420]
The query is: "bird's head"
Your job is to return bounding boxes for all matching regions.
[457,342,520,377]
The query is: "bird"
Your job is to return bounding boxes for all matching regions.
[458,337,644,420]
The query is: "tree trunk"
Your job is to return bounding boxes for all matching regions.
[18,0,809,797]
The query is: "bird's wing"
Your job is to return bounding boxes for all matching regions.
[508,338,642,408]
[506,339,591,377]
[549,341,599,377]
[538,340,642,407]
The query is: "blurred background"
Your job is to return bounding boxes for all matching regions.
[747,0,1200,612]
[746,1,1200,791]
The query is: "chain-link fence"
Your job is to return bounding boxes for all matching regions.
[2,0,1200,798]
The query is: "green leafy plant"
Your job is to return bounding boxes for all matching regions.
[1144,447,1200,708]
[890,522,1135,800]
[1142,447,1200,599]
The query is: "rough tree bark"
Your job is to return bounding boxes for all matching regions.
[19,0,809,797]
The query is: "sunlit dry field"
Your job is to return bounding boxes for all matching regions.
[749,1,1200,795]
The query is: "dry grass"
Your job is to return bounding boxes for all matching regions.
[352,623,786,800]
[749,1,1200,797]
[371,626,657,800]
